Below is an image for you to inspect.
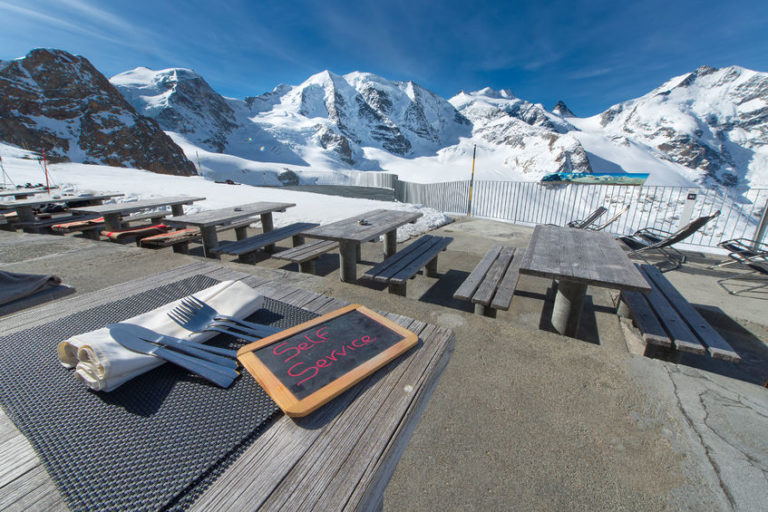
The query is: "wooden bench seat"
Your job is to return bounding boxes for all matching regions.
[618,264,741,362]
[361,235,452,296]
[454,245,523,317]
[272,240,339,273]
[211,222,319,262]
[139,218,258,254]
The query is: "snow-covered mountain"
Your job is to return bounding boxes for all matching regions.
[590,65,768,188]
[0,49,196,176]
[2,49,765,190]
[449,88,591,175]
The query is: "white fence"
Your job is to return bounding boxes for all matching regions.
[394,179,768,248]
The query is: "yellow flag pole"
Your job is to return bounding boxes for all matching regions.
[467,144,476,216]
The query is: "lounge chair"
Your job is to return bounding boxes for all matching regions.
[717,251,768,295]
[566,206,607,229]
[618,210,721,270]
[587,204,629,232]
[708,238,768,269]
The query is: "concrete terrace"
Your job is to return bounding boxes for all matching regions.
[1,216,767,511]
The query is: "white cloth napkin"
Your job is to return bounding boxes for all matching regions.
[57,280,264,392]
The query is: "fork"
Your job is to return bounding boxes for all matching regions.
[169,297,281,338]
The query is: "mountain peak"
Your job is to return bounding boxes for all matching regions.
[552,101,575,117]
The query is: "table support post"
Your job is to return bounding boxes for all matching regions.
[551,280,587,337]
[200,226,220,260]
[103,213,122,232]
[234,226,248,240]
[260,213,275,253]
[171,204,185,217]
[384,230,397,257]
[474,303,497,318]
[339,241,358,283]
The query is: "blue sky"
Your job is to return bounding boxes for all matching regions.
[1,0,766,116]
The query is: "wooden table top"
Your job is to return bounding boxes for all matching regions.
[0,263,454,510]
[70,196,205,215]
[0,188,48,198]
[304,209,422,243]
[519,225,651,292]
[165,202,295,228]
[4,193,124,208]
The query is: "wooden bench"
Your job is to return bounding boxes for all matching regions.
[272,240,339,274]
[361,235,452,296]
[139,218,258,254]
[211,222,319,262]
[617,264,741,362]
[453,245,523,317]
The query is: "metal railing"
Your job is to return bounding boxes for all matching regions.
[394,179,768,248]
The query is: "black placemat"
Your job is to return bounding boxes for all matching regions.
[0,275,318,511]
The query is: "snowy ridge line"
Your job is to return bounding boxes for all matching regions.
[391,180,768,249]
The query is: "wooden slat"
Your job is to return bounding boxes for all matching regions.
[363,236,435,280]
[304,209,422,243]
[638,267,705,354]
[388,237,452,284]
[212,222,318,256]
[641,265,741,362]
[490,250,525,311]
[453,246,502,301]
[620,290,672,347]
[272,240,339,263]
[472,246,515,306]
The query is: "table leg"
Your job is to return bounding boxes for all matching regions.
[260,213,275,253]
[171,204,185,216]
[200,226,220,259]
[339,241,359,282]
[384,230,397,257]
[16,206,35,223]
[103,213,122,231]
[234,226,248,240]
[551,280,587,338]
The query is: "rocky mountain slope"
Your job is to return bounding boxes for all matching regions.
[449,88,591,175]
[593,65,768,187]
[2,49,764,188]
[0,49,196,176]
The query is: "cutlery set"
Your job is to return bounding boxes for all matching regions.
[108,296,278,388]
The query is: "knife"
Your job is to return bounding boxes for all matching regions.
[108,323,239,366]
[108,325,238,388]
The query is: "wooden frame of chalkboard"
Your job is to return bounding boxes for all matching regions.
[237,304,419,417]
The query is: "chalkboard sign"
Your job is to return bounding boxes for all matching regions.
[237,304,418,417]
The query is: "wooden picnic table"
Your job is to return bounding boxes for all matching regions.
[304,209,423,283]
[3,193,124,224]
[165,201,295,258]
[0,188,50,200]
[70,196,205,231]
[0,262,454,510]
[518,225,651,337]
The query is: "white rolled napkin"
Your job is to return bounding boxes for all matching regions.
[57,280,265,392]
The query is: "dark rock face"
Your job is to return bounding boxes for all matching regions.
[553,101,575,117]
[0,49,196,175]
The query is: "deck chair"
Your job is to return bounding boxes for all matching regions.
[708,238,768,269]
[717,252,768,295]
[618,210,721,270]
[566,206,607,229]
[586,204,629,232]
